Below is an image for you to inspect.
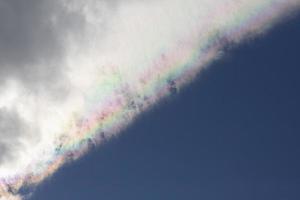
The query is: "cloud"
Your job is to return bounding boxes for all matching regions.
[0,0,85,91]
[0,108,27,164]
[0,0,299,199]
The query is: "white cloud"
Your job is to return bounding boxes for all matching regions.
[0,0,299,199]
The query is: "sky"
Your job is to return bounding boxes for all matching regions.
[0,0,299,200]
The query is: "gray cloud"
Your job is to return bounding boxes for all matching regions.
[0,108,27,164]
[0,0,88,166]
[0,0,85,91]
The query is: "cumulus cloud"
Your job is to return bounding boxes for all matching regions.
[0,0,299,199]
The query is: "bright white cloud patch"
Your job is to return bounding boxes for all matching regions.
[0,0,299,199]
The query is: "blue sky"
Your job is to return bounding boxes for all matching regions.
[28,13,300,200]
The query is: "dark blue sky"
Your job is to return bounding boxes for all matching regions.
[30,14,300,200]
